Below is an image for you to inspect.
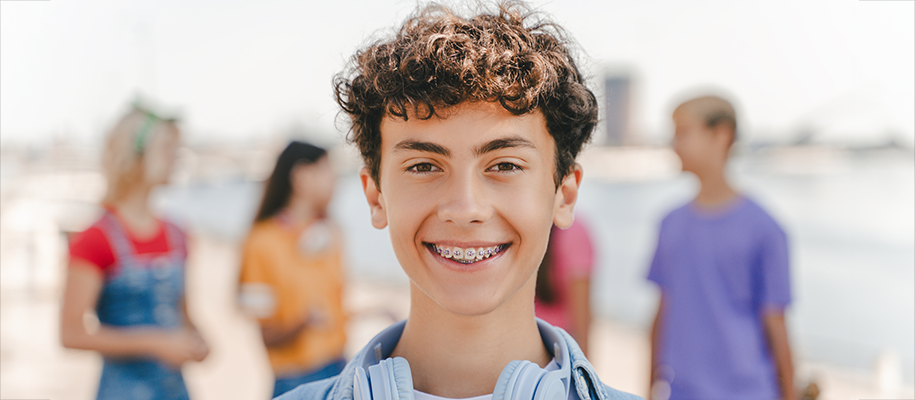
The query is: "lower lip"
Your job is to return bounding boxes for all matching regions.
[425,244,509,271]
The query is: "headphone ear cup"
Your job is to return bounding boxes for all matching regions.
[389,357,415,400]
[367,357,415,400]
[355,366,372,400]
[532,373,566,400]
[494,360,567,400]
[493,360,524,400]
[495,361,547,400]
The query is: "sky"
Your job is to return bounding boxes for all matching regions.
[1,0,913,147]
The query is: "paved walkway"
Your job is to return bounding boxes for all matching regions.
[1,237,911,400]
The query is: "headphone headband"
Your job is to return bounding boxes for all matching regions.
[354,319,571,400]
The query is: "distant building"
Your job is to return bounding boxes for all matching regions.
[603,75,631,146]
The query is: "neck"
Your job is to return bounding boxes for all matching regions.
[110,185,159,237]
[694,169,737,208]
[281,197,319,230]
[392,281,550,398]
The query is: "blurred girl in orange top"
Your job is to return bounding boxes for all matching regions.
[237,141,347,398]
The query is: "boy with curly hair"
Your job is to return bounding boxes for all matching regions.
[278,2,640,400]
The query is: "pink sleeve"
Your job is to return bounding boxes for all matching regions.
[551,219,594,278]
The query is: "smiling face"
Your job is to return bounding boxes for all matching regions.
[361,102,581,317]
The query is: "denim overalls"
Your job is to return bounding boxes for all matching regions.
[94,213,190,400]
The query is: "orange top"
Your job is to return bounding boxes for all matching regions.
[238,219,347,376]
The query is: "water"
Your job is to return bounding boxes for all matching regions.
[154,152,915,383]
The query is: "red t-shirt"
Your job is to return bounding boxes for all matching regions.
[68,213,186,276]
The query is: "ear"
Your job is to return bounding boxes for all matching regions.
[552,163,583,229]
[712,123,734,149]
[360,167,388,229]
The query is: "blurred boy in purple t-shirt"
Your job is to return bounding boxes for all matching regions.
[647,95,795,400]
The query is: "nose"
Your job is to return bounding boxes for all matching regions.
[437,171,492,227]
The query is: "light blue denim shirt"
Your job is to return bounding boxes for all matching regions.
[276,319,642,400]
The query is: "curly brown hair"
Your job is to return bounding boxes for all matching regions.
[334,1,598,189]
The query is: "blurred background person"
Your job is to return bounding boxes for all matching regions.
[59,104,209,400]
[237,141,347,398]
[647,95,795,400]
[535,217,595,356]
[2,2,910,399]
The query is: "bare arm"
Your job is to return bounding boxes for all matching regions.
[260,319,309,347]
[567,277,592,357]
[648,295,664,400]
[180,235,201,333]
[179,249,209,360]
[60,260,207,367]
[179,292,210,361]
[260,306,328,347]
[60,262,160,355]
[763,310,796,400]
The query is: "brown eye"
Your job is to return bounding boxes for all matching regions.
[407,163,440,173]
[489,162,521,172]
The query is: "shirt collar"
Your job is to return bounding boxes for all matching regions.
[331,319,605,400]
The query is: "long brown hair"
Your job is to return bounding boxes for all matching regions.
[254,141,327,222]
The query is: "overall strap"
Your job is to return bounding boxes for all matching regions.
[161,219,186,260]
[98,211,139,269]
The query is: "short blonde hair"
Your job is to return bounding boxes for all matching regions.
[674,95,737,142]
[100,109,176,205]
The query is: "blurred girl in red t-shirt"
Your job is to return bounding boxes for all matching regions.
[60,104,208,400]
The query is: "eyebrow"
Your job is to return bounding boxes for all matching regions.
[393,140,451,157]
[392,136,536,158]
[473,136,536,156]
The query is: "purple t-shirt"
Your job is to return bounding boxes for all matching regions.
[647,196,791,400]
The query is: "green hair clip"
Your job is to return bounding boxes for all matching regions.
[131,101,178,154]
[133,111,161,154]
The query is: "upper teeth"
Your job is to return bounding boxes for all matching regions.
[433,244,503,262]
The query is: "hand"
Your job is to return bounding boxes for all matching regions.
[152,329,209,367]
[187,330,209,362]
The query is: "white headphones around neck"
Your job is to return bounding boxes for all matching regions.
[353,321,571,400]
